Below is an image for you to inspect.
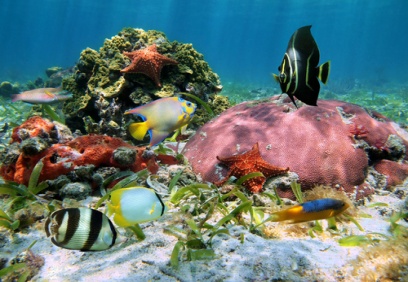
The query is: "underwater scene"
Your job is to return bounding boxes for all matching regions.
[1,0,408,281]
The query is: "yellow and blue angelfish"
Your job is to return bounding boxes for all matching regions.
[270,198,349,223]
[125,96,197,146]
[106,187,168,227]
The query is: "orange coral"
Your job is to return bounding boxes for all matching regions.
[10,116,55,143]
[3,135,158,185]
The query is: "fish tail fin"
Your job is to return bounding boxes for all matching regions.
[269,210,289,222]
[11,94,19,102]
[318,61,331,84]
[128,122,149,141]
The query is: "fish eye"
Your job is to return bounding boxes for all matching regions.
[186,102,191,107]
[279,73,286,81]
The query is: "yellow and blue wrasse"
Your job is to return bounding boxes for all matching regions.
[270,198,349,223]
[106,187,168,227]
[273,25,331,107]
[11,87,73,104]
[125,96,196,147]
[44,207,118,251]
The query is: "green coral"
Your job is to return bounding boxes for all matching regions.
[61,27,224,139]
[0,81,20,96]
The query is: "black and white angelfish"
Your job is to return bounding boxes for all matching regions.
[44,207,118,251]
[273,25,331,107]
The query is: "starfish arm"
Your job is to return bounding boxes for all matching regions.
[214,170,234,186]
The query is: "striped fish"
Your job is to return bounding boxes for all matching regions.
[44,208,118,251]
[273,25,331,107]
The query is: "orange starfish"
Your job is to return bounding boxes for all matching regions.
[215,143,289,193]
[121,44,178,87]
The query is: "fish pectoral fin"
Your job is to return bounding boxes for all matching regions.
[128,122,149,141]
[318,61,331,84]
[45,91,55,97]
[180,124,189,134]
[149,203,157,215]
[272,73,280,82]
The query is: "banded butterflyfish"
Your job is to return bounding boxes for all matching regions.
[273,25,331,107]
[44,207,118,251]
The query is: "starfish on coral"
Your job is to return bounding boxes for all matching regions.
[215,143,289,193]
[120,44,178,87]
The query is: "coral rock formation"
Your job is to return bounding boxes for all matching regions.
[0,117,159,185]
[62,27,222,140]
[183,96,408,199]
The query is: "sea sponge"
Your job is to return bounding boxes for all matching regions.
[350,238,408,280]
[0,133,159,186]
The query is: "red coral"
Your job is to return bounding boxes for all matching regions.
[183,98,408,199]
[374,160,408,188]
[2,134,159,186]
[372,139,390,153]
[10,116,55,143]
[349,124,369,139]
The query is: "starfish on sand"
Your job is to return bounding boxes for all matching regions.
[121,44,178,87]
[215,143,289,193]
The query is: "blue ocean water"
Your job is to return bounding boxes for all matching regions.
[0,0,407,86]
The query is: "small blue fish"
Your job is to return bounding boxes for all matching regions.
[125,96,196,146]
[12,87,73,104]
[270,198,349,223]
[106,187,168,227]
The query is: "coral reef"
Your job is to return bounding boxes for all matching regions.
[183,96,408,199]
[0,117,160,186]
[0,81,20,97]
[61,27,223,141]
[1,134,158,186]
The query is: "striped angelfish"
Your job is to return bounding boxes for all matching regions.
[273,25,331,107]
[44,207,118,251]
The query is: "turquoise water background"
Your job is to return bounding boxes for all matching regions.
[1,0,407,86]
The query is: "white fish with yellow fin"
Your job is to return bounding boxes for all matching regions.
[44,207,118,251]
[107,187,168,227]
[12,87,73,104]
[125,96,196,146]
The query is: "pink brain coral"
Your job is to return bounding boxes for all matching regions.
[183,97,408,199]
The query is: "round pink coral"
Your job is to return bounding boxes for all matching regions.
[183,97,408,199]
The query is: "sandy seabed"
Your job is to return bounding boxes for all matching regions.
[1,179,407,282]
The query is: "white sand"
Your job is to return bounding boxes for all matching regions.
[1,184,407,282]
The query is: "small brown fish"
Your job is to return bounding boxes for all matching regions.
[11,87,72,104]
